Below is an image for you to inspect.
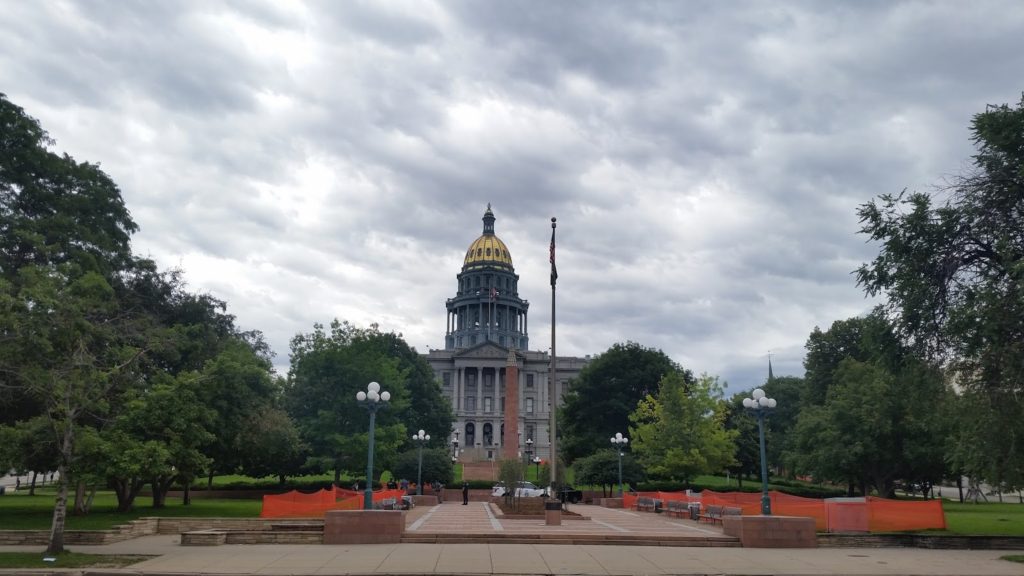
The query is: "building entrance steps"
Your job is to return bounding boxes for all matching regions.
[459,461,498,480]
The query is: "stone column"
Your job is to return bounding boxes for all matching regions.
[502,348,519,460]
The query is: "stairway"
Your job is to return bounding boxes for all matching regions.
[460,461,498,481]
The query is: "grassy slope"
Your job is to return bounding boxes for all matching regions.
[0,552,150,569]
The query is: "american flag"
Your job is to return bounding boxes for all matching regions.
[549,222,558,287]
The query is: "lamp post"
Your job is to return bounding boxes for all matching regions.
[412,429,430,495]
[524,438,534,479]
[610,432,628,496]
[356,382,390,510]
[742,388,777,515]
[532,456,541,481]
[451,432,459,460]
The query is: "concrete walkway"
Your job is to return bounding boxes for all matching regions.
[1,502,1022,575]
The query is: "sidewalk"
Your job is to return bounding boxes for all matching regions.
[1,502,1022,575]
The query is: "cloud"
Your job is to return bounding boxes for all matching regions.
[2,0,1020,389]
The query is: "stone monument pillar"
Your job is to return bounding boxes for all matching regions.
[502,347,519,460]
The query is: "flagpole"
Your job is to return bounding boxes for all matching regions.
[549,217,558,492]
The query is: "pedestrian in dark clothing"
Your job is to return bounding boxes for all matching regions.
[462,481,469,505]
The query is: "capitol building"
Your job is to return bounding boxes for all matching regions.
[425,206,588,463]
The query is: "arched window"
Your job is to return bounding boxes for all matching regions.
[465,423,476,448]
[483,423,493,446]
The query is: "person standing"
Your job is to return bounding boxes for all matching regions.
[462,481,469,505]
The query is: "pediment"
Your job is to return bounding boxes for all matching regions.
[454,342,517,360]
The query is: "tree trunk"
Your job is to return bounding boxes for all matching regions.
[183,481,191,506]
[73,479,87,515]
[84,487,96,514]
[278,474,286,486]
[207,470,214,490]
[45,423,74,555]
[29,471,37,496]
[151,479,166,508]
[957,476,964,503]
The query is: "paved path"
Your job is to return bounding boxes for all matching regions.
[407,502,725,537]
[1,502,1022,575]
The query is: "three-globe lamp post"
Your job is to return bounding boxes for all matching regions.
[413,429,430,495]
[610,432,628,497]
[742,388,777,515]
[356,382,390,510]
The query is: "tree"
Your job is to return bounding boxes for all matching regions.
[285,321,409,483]
[791,357,952,497]
[237,406,308,486]
[856,96,1024,490]
[390,447,455,487]
[559,342,689,463]
[572,450,644,496]
[629,373,736,482]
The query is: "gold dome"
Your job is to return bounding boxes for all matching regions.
[464,234,513,268]
[463,204,513,269]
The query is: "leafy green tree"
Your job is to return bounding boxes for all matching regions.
[572,449,644,496]
[804,313,904,406]
[285,321,409,483]
[559,342,689,464]
[198,339,279,484]
[391,448,455,488]
[236,406,308,486]
[629,373,736,482]
[791,358,952,497]
[856,96,1024,489]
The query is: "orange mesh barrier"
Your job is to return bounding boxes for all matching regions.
[866,496,945,532]
[695,491,944,532]
[261,486,410,518]
[656,491,695,503]
[826,499,868,532]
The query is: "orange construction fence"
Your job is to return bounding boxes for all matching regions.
[626,490,945,533]
[260,485,408,518]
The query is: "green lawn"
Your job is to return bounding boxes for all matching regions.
[0,552,151,569]
[0,489,260,530]
[942,501,1024,536]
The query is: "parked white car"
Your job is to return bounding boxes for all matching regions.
[491,481,547,498]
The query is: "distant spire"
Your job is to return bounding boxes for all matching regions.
[768,351,775,382]
[483,204,495,235]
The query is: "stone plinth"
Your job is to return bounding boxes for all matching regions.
[600,498,623,508]
[410,494,439,506]
[722,515,817,548]
[323,510,405,544]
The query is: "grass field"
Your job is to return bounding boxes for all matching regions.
[0,488,260,530]
[941,502,1024,536]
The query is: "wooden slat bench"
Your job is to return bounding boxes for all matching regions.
[699,505,742,523]
[634,497,659,512]
[665,500,688,518]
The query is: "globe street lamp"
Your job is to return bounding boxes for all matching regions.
[742,388,777,515]
[610,432,628,496]
[412,429,430,495]
[356,382,390,510]
[524,438,534,476]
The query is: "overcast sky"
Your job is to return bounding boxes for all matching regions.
[3,1,1021,390]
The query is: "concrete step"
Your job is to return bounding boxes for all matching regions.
[400,532,741,547]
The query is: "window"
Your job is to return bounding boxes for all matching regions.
[500,397,505,411]
[484,397,492,413]
[526,425,535,442]
[526,374,534,388]
[466,396,476,411]
[442,373,451,387]
[525,398,534,414]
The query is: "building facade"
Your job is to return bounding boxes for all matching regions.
[425,206,588,463]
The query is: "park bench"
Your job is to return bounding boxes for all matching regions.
[376,497,397,510]
[664,500,688,518]
[698,505,742,523]
[634,497,658,512]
